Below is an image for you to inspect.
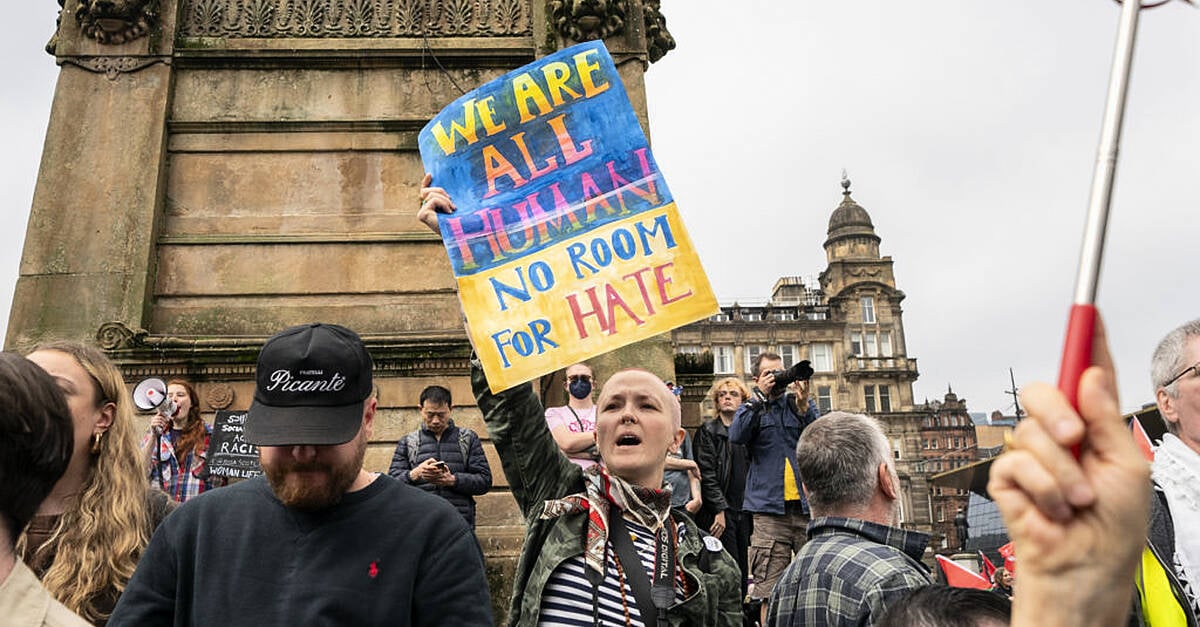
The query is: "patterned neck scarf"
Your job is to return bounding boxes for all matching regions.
[540,464,674,577]
[1152,434,1200,612]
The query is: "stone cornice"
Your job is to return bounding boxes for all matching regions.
[96,321,472,378]
[177,0,531,39]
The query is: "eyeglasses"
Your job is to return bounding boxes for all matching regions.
[1163,362,1200,388]
[567,375,593,383]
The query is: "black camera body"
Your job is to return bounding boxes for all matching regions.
[769,360,814,396]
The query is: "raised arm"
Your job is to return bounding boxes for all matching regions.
[987,317,1150,627]
[472,361,581,519]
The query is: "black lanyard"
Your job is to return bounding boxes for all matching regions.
[608,511,675,627]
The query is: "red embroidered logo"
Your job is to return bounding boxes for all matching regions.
[368,561,379,578]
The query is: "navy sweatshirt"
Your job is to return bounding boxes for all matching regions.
[109,475,491,626]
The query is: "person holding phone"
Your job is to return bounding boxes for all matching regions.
[389,385,492,529]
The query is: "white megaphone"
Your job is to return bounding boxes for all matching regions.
[133,378,177,434]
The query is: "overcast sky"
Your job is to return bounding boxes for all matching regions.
[3,1,1197,416]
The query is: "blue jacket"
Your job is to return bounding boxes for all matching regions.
[389,421,492,527]
[728,393,818,515]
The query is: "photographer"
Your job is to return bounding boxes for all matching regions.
[728,352,819,624]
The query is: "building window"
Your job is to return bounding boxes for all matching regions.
[743,311,762,322]
[745,345,765,373]
[774,310,796,321]
[711,312,730,322]
[892,438,903,460]
[861,296,876,323]
[713,346,734,374]
[936,504,944,522]
[863,385,877,413]
[817,385,832,414]
[779,345,798,368]
[850,332,863,356]
[678,344,701,355]
[879,386,891,412]
[880,332,893,357]
[810,343,833,372]
[931,438,939,449]
[865,332,878,357]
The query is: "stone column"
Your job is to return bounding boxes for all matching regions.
[7,0,178,351]
[541,0,679,384]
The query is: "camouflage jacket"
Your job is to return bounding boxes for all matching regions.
[472,364,743,627]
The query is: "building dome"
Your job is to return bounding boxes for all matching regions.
[824,174,880,243]
[827,196,875,235]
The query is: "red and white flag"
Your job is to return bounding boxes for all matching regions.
[1132,417,1156,462]
[998,542,1016,575]
[936,555,991,589]
[978,550,997,581]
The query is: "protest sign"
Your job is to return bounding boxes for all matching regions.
[419,41,718,391]
[207,410,262,479]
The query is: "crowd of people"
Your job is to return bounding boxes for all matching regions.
[0,177,1193,626]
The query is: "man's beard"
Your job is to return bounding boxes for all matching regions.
[263,434,367,511]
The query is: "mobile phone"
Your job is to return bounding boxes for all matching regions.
[433,460,448,471]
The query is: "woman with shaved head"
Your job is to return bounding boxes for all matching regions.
[420,178,741,626]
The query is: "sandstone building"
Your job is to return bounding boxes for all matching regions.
[9,1,680,620]
[672,177,938,541]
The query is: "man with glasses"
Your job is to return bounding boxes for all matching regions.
[545,362,601,468]
[695,377,754,603]
[1140,320,1200,625]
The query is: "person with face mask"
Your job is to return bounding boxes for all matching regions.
[544,363,601,469]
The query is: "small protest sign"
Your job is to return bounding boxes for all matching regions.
[420,41,718,391]
[207,410,262,479]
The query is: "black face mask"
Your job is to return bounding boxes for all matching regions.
[568,379,592,400]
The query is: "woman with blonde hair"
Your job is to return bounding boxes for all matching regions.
[22,341,173,625]
[141,378,216,502]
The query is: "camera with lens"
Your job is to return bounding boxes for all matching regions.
[767,360,814,396]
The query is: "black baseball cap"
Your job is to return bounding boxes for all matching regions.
[245,323,374,446]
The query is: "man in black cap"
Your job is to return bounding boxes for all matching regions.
[110,323,492,626]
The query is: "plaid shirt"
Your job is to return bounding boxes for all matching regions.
[143,425,213,503]
[766,516,932,627]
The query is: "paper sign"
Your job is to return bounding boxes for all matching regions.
[419,41,717,391]
[207,410,262,479]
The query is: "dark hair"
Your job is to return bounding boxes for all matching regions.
[751,351,782,377]
[877,585,1011,627]
[419,385,452,408]
[0,352,74,542]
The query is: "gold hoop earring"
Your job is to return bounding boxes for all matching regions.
[90,431,104,454]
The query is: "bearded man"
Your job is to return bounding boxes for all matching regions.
[110,323,491,626]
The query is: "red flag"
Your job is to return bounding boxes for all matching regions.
[997,542,1016,575]
[978,550,997,581]
[1132,417,1156,461]
[936,555,991,589]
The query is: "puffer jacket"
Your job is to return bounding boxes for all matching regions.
[389,421,492,527]
[471,362,743,627]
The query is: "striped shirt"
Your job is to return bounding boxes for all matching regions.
[539,518,686,626]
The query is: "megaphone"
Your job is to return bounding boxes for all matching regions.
[133,378,169,411]
[133,379,178,434]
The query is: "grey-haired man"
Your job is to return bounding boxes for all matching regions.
[1139,320,1200,623]
[111,323,491,626]
[766,412,931,626]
